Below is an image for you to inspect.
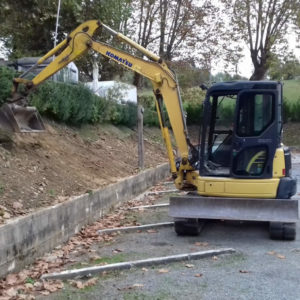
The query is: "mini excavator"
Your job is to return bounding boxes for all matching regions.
[0,20,298,239]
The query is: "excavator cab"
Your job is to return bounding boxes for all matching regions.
[200,81,284,181]
[170,81,298,240]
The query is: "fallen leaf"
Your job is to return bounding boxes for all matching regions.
[147,229,158,233]
[194,273,203,278]
[73,281,84,289]
[84,278,98,287]
[112,248,123,253]
[158,268,169,274]
[239,270,250,274]
[194,242,209,247]
[276,254,285,259]
[43,280,63,292]
[90,255,102,261]
[267,251,276,256]
[25,283,34,291]
[6,273,18,285]
[185,264,194,268]
[212,256,218,261]
[131,283,144,288]
[18,270,30,282]
[3,212,10,219]
[4,287,17,297]
[40,290,50,295]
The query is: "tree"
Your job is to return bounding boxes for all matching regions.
[0,0,132,80]
[130,0,220,88]
[222,0,300,80]
[269,53,300,80]
[158,0,219,61]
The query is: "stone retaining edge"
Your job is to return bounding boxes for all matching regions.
[0,163,170,278]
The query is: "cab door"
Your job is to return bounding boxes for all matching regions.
[231,89,279,179]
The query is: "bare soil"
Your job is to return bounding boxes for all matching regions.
[0,120,167,222]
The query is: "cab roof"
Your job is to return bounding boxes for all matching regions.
[208,81,281,94]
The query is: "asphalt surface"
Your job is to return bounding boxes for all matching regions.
[38,161,300,300]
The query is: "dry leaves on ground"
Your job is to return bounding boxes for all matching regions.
[0,183,163,298]
[158,268,169,274]
[194,273,203,278]
[70,278,98,289]
[146,229,158,233]
[267,251,286,259]
[185,264,194,268]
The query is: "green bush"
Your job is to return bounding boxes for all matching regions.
[29,81,109,125]
[282,97,300,123]
[181,87,205,125]
[29,80,146,128]
[0,66,17,105]
[144,108,160,127]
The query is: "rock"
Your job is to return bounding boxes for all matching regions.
[3,212,10,219]
[13,201,23,210]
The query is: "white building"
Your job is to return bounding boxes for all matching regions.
[85,80,137,103]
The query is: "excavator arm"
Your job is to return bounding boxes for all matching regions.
[3,20,196,186]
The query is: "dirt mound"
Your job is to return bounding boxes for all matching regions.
[0,121,167,222]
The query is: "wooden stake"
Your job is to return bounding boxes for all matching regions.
[138,104,144,169]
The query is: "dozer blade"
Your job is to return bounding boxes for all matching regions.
[0,103,45,132]
[169,195,299,223]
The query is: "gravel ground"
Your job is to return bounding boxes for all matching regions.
[38,159,300,300]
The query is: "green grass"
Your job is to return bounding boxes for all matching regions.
[92,253,127,265]
[213,253,247,268]
[70,253,127,270]
[283,80,300,103]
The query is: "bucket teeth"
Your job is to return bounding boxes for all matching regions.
[0,103,45,132]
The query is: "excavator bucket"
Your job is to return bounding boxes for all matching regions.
[169,195,299,223]
[0,103,45,132]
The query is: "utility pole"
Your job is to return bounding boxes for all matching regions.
[54,0,61,49]
[53,0,61,81]
[137,104,144,170]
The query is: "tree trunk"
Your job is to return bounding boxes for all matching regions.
[133,72,143,88]
[250,65,268,80]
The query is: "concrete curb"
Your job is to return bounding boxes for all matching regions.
[0,163,170,278]
[41,248,236,280]
[97,222,174,235]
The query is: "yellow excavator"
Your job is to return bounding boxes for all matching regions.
[0,20,298,239]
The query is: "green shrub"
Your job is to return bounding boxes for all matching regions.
[138,93,156,108]
[29,81,108,125]
[181,87,205,125]
[29,80,141,127]
[283,97,300,123]
[0,66,17,105]
[144,108,160,127]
